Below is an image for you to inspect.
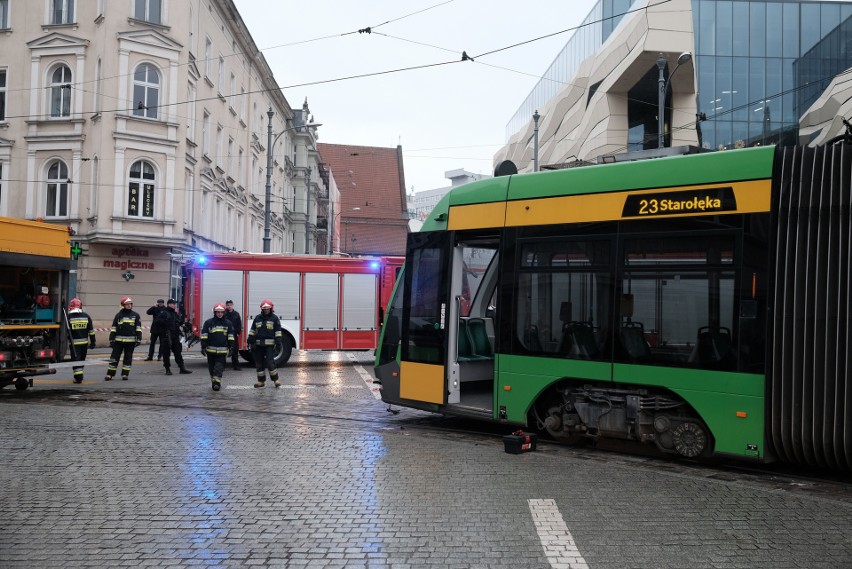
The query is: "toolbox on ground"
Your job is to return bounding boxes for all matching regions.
[503,431,537,454]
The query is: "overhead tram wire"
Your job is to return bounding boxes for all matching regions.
[1,0,670,121]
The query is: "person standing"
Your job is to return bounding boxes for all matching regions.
[158,298,192,376]
[223,299,242,370]
[144,299,166,361]
[106,297,142,381]
[67,297,96,384]
[247,299,282,388]
[201,303,235,391]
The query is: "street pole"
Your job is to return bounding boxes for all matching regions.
[657,52,692,150]
[657,53,666,149]
[304,166,311,254]
[533,110,540,172]
[327,201,334,255]
[263,107,274,252]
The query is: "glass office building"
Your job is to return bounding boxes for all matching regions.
[506,0,852,151]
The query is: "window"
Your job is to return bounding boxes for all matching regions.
[51,0,74,24]
[218,56,224,92]
[229,72,235,108]
[216,125,222,167]
[49,65,72,118]
[0,0,9,29]
[134,0,162,24]
[204,38,212,78]
[0,69,6,121]
[202,111,210,155]
[128,160,155,217]
[227,137,233,173]
[46,160,69,217]
[617,236,738,370]
[132,63,159,119]
[515,238,612,360]
[94,58,102,114]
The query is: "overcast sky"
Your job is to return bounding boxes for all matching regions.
[233,0,597,194]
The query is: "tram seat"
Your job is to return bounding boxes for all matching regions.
[689,326,736,370]
[559,322,600,359]
[523,325,543,352]
[457,319,490,362]
[467,318,493,358]
[620,321,651,360]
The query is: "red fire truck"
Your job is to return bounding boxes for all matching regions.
[183,253,403,365]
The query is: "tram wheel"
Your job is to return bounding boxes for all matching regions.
[672,422,707,458]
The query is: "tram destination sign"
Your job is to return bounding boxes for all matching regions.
[622,186,737,218]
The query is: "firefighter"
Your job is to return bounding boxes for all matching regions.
[106,296,142,381]
[223,299,242,370]
[144,298,166,361]
[200,303,235,391]
[67,298,96,384]
[157,298,192,376]
[247,299,282,388]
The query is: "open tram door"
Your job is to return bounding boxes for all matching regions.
[397,230,499,414]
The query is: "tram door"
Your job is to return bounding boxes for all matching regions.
[399,232,455,405]
[399,231,498,407]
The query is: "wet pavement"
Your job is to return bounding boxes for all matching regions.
[1,348,851,568]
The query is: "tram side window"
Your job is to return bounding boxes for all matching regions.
[406,247,445,365]
[515,239,611,360]
[618,236,738,370]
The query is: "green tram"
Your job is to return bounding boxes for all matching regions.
[375,145,852,470]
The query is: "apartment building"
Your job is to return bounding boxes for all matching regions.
[0,0,326,328]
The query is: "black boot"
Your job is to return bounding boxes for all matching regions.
[165,368,172,376]
[179,368,192,374]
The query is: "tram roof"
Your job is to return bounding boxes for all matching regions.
[420,146,776,232]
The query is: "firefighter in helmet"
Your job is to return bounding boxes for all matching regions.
[200,303,235,391]
[106,296,142,381]
[67,298,96,383]
[247,299,283,388]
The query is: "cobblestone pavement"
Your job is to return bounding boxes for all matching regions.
[1,350,851,568]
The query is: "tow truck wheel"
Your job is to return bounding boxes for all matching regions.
[14,378,29,391]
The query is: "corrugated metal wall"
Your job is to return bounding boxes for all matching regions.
[768,145,852,470]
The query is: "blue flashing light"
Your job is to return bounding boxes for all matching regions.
[197,255,208,266]
[369,261,380,270]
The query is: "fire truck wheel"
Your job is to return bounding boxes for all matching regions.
[14,378,29,391]
[273,336,293,366]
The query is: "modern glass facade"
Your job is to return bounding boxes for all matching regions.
[507,0,852,151]
[693,0,852,149]
[504,0,634,139]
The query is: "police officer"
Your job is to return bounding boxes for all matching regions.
[158,298,192,376]
[144,298,166,361]
[106,296,142,381]
[201,303,235,391]
[223,300,242,370]
[247,299,282,388]
[67,297,96,384]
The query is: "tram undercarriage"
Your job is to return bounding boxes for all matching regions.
[532,383,711,458]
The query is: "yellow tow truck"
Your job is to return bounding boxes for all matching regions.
[0,217,73,390]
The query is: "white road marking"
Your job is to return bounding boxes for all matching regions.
[528,499,589,569]
[347,352,382,399]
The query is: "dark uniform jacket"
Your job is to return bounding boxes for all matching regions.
[146,304,166,322]
[68,310,96,347]
[247,312,283,347]
[109,308,142,344]
[200,316,235,355]
[224,309,242,339]
[156,307,184,344]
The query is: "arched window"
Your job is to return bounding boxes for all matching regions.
[46,160,68,217]
[49,65,72,118]
[132,63,159,119]
[128,159,155,217]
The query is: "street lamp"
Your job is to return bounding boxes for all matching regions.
[263,107,322,253]
[657,52,692,149]
[533,110,540,172]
